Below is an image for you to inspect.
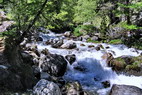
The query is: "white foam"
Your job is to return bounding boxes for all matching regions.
[37,31,142,95]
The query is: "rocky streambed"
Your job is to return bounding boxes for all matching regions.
[1,30,142,95]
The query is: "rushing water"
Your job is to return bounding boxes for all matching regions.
[37,32,142,95]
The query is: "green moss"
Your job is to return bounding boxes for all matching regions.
[126,64,140,71]
[116,57,126,65]
[108,39,122,44]
[87,38,100,43]
[125,56,142,71]
[73,25,96,37]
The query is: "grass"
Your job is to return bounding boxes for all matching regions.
[87,38,122,44]
[108,39,122,44]
[87,38,100,43]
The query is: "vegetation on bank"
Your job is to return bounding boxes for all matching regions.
[0,0,142,49]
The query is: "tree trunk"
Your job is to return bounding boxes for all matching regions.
[125,0,131,24]
[16,0,49,45]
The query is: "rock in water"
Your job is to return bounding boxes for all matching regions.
[65,54,76,65]
[40,53,67,77]
[51,39,63,48]
[64,31,71,37]
[62,82,84,95]
[110,84,142,95]
[33,79,61,95]
[61,41,76,49]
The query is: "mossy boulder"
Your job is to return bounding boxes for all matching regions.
[109,57,126,71]
[125,56,142,72]
[109,56,142,75]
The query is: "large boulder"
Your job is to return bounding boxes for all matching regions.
[108,57,126,71]
[39,53,67,77]
[0,66,23,91]
[61,41,77,49]
[33,79,61,95]
[110,84,142,95]
[108,56,142,74]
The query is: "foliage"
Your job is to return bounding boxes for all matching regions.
[73,0,99,23]
[119,22,142,30]
[73,25,95,36]
[108,39,122,44]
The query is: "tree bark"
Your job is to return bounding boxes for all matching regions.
[125,0,131,24]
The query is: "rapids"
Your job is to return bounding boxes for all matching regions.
[37,31,142,95]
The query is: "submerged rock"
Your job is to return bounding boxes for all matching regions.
[33,79,61,95]
[110,84,142,95]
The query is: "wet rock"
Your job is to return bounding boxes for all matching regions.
[27,51,39,59]
[74,36,83,41]
[33,79,61,95]
[37,37,43,41]
[65,54,76,65]
[110,84,142,95]
[26,44,37,52]
[102,53,114,65]
[45,39,53,45]
[61,41,77,49]
[40,72,51,80]
[91,36,99,41]
[80,44,86,46]
[62,82,84,95]
[33,57,39,65]
[95,44,104,51]
[41,48,49,55]
[81,35,90,41]
[52,39,63,48]
[101,81,110,88]
[64,31,71,37]
[105,46,110,49]
[108,57,126,71]
[121,56,134,65]
[40,53,67,77]
[88,45,95,48]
